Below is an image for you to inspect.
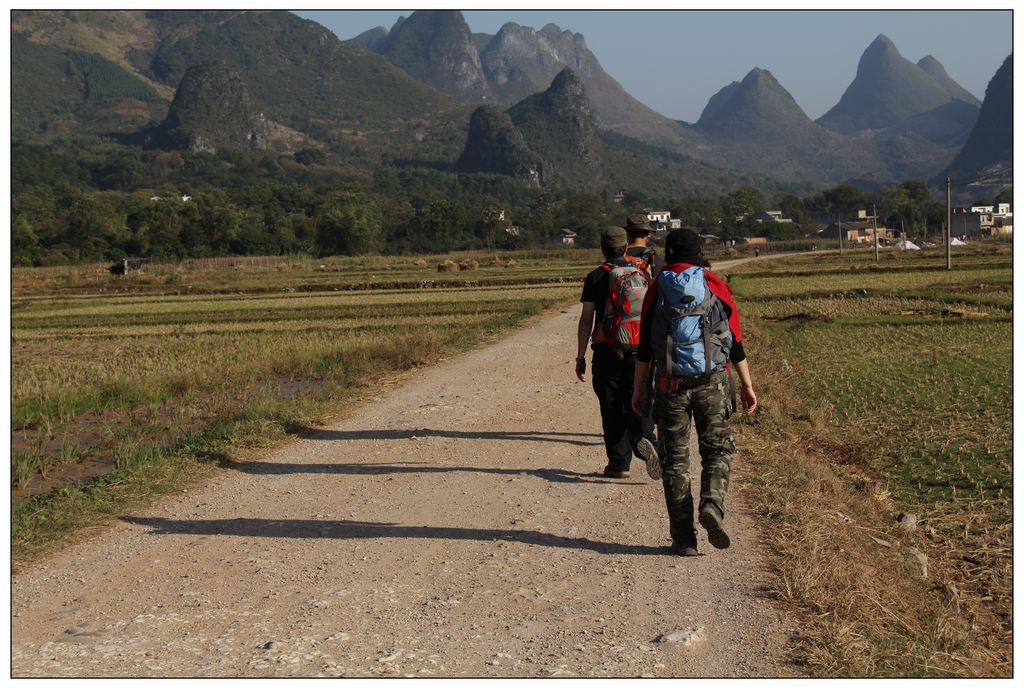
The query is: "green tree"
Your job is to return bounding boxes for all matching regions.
[900,180,933,205]
[294,148,327,166]
[314,193,382,256]
[674,198,722,230]
[719,187,765,220]
[11,216,42,266]
[823,184,866,214]
[775,193,806,223]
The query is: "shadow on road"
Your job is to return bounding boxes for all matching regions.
[213,455,640,485]
[285,424,603,448]
[121,516,668,556]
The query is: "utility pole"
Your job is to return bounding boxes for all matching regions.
[946,177,952,270]
[872,204,879,260]
[838,214,843,255]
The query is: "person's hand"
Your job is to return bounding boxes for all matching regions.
[631,386,647,416]
[741,385,758,414]
[575,357,586,382]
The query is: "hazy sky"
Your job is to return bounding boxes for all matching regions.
[295,9,1012,122]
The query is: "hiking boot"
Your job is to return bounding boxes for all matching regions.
[633,437,661,480]
[698,503,730,549]
[670,542,699,557]
[602,465,630,479]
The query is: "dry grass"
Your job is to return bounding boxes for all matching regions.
[735,342,1009,676]
[728,245,1012,676]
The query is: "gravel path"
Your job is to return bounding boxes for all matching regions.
[12,264,797,677]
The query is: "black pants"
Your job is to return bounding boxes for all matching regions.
[591,347,655,472]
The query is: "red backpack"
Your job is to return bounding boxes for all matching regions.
[592,257,651,352]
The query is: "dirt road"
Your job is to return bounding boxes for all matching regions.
[12,264,796,677]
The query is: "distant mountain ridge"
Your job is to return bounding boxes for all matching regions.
[690,67,899,184]
[940,53,1012,189]
[917,55,981,106]
[10,9,1008,197]
[350,11,685,147]
[11,9,468,157]
[355,15,991,187]
[817,35,979,136]
[457,67,788,196]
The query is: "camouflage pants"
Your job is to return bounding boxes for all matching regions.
[654,369,735,548]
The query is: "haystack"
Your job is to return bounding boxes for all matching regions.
[437,260,460,272]
[459,258,480,271]
[505,259,519,268]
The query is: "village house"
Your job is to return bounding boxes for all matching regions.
[557,228,577,245]
[819,220,899,244]
[963,203,1013,236]
[752,210,793,224]
[951,208,994,237]
[807,208,876,225]
[645,209,672,230]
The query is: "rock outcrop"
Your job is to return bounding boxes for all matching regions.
[377,10,489,101]
[456,105,541,185]
[457,68,596,187]
[941,53,1013,187]
[159,61,269,153]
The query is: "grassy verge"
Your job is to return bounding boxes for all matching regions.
[727,243,1011,676]
[12,258,581,563]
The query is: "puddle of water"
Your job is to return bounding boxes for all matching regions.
[11,456,116,505]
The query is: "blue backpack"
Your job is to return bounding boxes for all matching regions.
[651,266,732,383]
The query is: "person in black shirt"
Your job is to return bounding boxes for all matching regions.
[624,215,664,278]
[575,226,659,479]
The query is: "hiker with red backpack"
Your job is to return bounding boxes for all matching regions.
[575,226,660,480]
[631,228,757,556]
[624,214,664,460]
[624,215,664,278]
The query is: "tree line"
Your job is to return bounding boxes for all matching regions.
[11,136,1011,266]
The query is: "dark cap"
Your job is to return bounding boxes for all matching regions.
[600,225,628,247]
[664,228,705,263]
[625,215,653,233]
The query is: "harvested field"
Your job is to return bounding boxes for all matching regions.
[11,252,589,555]
[728,244,1012,676]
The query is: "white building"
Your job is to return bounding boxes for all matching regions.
[646,210,671,228]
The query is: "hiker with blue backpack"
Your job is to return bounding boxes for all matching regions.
[631,228,757,556]
[575,226,661,480]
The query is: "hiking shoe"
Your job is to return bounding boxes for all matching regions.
[633,437,661,480]
[602,465,630,479]
[698,504,730,549]
[670,542,699,557]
